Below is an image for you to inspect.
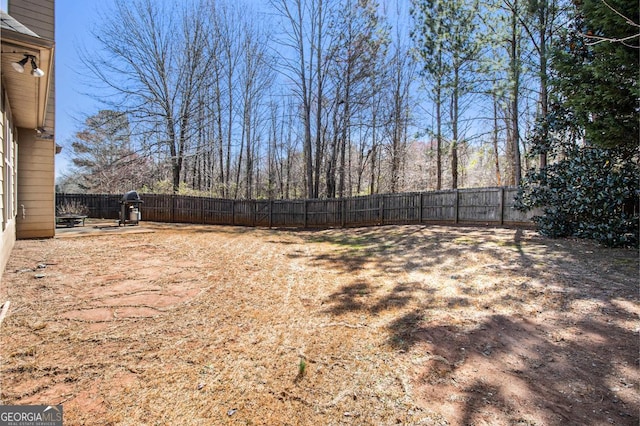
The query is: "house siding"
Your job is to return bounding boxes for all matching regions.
[8,0,56,240]
[16,129,55,238]
[7,0,54,39]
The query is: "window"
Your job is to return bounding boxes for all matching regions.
[2,91,16,230]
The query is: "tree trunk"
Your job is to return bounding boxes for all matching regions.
[338,60,352,199]
[450,66,460,189]
[510,4,522,185]
[369,106,377,195]
[492,94,502,186]
[435,82,442,190]
[313,0,324,199]
[538,3,549,170]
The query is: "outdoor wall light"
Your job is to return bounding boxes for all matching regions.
[11,54,44,77]
[10,55,29,72]
[30,56,45,77]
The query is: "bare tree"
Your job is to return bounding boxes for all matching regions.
[270,0,319,198]
[207,1,246,197]
[68,0,561,198]
[236,20,274,199]
[325,0,389,197]
[384,45,416,193]
[82,0,215,193]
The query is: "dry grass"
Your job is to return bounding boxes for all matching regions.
[0,223,638,425]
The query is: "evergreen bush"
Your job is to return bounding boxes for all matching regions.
[517,145,638,248]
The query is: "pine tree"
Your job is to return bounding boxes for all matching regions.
[411,0,481,189]
[69,111,151,193]
[552,0,639,148]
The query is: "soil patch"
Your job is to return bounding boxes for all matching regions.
[1,223,638,425]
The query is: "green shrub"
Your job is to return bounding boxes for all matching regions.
[517,146,638,248]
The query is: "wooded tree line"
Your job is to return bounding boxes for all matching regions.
[57,0,633,200]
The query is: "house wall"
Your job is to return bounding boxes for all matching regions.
[0,0,55,285]
[16,129,55,238]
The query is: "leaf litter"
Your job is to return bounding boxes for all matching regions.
[0,223,637,425]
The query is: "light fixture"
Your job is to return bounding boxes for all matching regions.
[11,54,45,77]
[11,55,29,73]
[30,56,45,77]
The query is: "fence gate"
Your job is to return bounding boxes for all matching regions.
[255,201,271,227]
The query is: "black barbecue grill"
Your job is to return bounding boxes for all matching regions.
[119,191,143,226]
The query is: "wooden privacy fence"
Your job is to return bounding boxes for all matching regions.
[56,187,534,228]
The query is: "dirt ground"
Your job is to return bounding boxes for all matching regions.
[0,220,638,425]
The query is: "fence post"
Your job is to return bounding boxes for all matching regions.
[418,192,423,224]
[304,200,308,228]
[171,195,176,223]
[252,200,256,227]
[341,198,346,228]
[454,189,459,224]
[231,200,235,226]
[105,194,110,219]
[379,194,384,225]
[269,199,273,228]
[499,187,505,225]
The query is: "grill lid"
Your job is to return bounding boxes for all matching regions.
[122,191,143,202]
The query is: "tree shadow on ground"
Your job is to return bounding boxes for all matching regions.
[296,225,543,278]
[324,281,372,316]
[324,280,436,317]
[386,311,639,425]
[292,225,639,425]
[296,224,637,312]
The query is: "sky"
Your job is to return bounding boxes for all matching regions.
[55,0,115,178]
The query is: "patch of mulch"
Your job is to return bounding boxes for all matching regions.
[0,223,638,425]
